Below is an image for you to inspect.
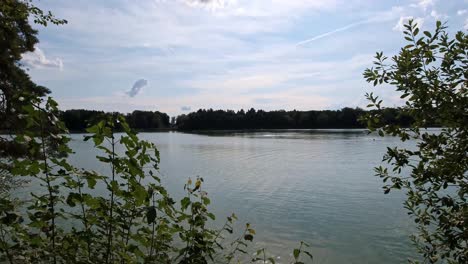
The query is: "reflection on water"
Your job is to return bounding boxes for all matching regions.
[67,130,417,263]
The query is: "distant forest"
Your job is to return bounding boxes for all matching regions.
[59,107,415,131]
[61,110,171,131]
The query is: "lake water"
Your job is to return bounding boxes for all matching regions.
[68,129,417,263]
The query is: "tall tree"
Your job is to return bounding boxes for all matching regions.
[0,0,67,188]
[363,20,467,263]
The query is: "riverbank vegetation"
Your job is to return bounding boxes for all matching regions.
[57,107,416,132]
[0,0,466,263]
[61,110,170,132]
[0,1,312,263]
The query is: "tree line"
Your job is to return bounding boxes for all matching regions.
[58,107,416,131]
[60,109,171,131]
[175,107,415,130]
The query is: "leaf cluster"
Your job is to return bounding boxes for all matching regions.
[363,19,467,263]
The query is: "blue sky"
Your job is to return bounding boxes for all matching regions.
[22,0,468,116]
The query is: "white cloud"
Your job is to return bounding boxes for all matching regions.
[393,16,424,31]
[458,9,467,16]
[181,106,191,111]
[465,18,468,30]
[183,0,235,10]
[126,79,148,97]
[430,10,448,20]
[410,0,435,11]
[21,47,63,70]
[198,0,340,18]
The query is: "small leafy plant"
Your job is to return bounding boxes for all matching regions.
[1,104,314,263]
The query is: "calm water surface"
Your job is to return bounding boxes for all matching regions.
[69,130,417,264]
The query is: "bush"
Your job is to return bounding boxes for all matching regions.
[363,20,467,263]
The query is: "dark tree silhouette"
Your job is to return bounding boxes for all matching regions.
[60,109,170,131]
[175,107,415,130]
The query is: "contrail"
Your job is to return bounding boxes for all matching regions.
[296,20,369,46]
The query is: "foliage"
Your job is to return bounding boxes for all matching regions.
[175,107,414,130]
[1,106,313,263]
[0,0,67,198]
[0,1,313,263]
[363,20,467,263]
[60,109,170,132]
[126,110,170,131]
[59,107,415,132]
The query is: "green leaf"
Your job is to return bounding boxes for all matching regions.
[83,195,100,209]
[1,212,22,225]
[66,193,80,207]
[86,176,97,189]
[244,234,254,241]
[202,196,210,206]
[293,249,300,260]
[180,197,191,210]
[207,212,216,220]
[134,185,147,205]
[110,180,119,193]
[146,206,157,224]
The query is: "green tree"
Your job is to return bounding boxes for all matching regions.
[363,20,467,263]
[0,0,67,188]
[0,0,66,118]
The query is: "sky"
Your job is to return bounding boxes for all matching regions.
[22,0,468,116]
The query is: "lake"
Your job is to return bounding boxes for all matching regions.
[68,129,417,264]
